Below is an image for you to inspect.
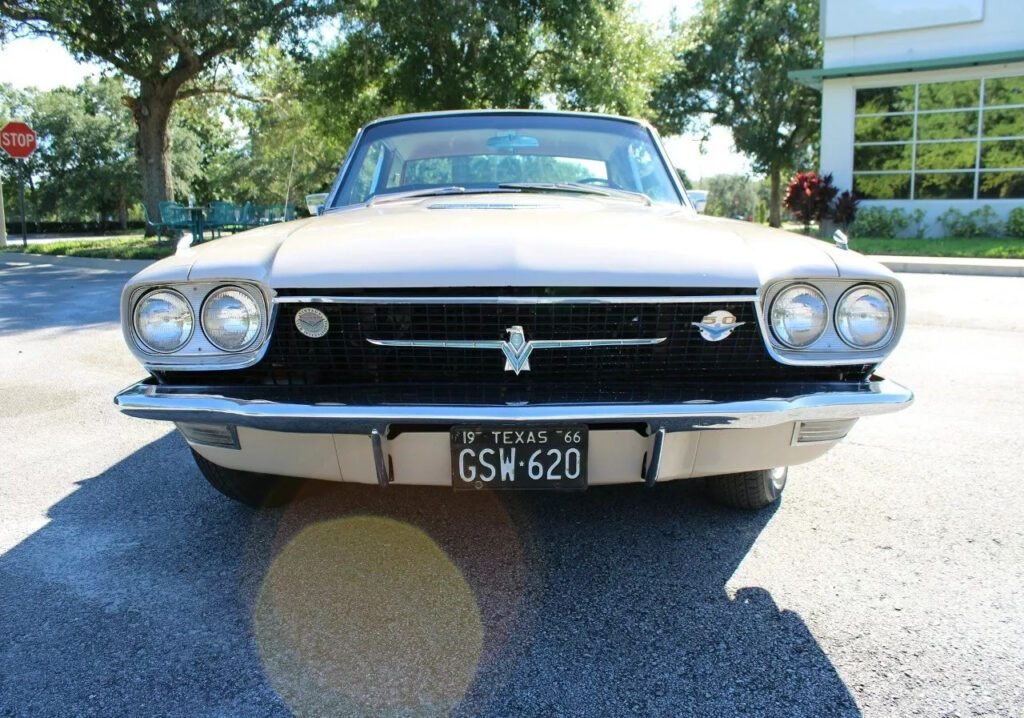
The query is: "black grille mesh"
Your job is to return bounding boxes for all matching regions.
[158,296,874,399]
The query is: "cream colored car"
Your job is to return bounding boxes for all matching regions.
[115,110,912,509]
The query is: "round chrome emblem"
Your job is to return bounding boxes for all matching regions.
[692,309,745,342]
[294,307,329,338]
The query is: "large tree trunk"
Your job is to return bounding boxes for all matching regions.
[129,83,176,234]
[768,164,782,228]
[118,186,128,230]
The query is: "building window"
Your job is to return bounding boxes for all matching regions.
[853,76,1024,200]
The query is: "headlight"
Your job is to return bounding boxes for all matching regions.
[201,286,263,352]
[836,285,894,349]
[769,284,828,348]
[133,289,194,353]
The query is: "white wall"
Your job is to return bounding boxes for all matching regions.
[822,0,1024,68]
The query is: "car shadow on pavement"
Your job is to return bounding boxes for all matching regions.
[0,433,860,717]
[0,261,131,334]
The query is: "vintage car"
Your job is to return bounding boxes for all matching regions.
[114,110,912,510]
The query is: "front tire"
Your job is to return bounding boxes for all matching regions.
[705,467,787,510]
[191,449,304,507]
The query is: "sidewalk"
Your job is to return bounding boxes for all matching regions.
[4,250,1023,278]
[872,255,1024,277]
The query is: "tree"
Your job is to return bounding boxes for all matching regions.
[698,174,761,219]
[652,0,822,227]
[0,0,345,223]
[308,0,669,145]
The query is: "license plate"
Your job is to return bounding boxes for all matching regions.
[450,426,588,490]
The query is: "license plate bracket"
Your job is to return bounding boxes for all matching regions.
[450,426,588,490]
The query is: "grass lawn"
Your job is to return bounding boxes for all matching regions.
[783,224,1024,258]
[834,237,1024,259]
[2,236,177,260]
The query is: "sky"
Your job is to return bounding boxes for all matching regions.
[0,0,752,181]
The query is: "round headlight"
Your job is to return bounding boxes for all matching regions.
[769,284,828,348]
[201,286,263,352]
[836,285,894,349]
[133,289,194,354]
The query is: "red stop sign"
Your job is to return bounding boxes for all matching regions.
[0,121,37,159]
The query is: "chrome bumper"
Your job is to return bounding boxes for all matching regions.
[113,377,913,434]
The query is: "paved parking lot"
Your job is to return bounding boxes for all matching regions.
[1,258,1022,717]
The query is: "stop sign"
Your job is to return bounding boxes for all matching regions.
[0,122,37,159]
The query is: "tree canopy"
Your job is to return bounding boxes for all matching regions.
[0,0,347,221]
[652,0,821,226]
[308,0,668,144]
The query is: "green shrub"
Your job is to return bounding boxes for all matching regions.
[1006,207,1024,238]
[937,205,1004,237]
[851,207,917,238]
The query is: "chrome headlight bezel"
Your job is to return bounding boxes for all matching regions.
[200,285,265,353]
[757,278,903,366]
[122,280,273,371]
[834,284,896,350]
[132,288,195,354]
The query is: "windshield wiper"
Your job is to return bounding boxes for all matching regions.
[497,182,651,205]
[367,186,473,206]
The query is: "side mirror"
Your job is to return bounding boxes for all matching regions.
[305,192,329,217]
[695,200,707,214]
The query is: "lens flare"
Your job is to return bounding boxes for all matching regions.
[253,516,484,715]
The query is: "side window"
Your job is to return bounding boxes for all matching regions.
[342,141,386,204]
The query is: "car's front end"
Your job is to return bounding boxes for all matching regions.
[115,110,912,508]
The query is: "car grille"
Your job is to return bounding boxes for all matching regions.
[157,290,875,400]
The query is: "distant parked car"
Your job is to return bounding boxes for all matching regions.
[687,189,708,213]
[115,110,912,510]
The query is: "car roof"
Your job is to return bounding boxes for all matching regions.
[361,108,650,131]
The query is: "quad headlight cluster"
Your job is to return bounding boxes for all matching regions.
[132,284,265,356]
[767,281,895,351]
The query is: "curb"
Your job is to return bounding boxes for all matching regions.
[1,252,154,273]
[871,255,1024,277]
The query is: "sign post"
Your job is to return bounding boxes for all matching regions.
[0,121,39,249]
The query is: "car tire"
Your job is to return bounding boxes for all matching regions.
[190,449,304,508]
[705,467,787,510]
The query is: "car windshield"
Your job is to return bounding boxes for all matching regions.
[331,113,684,208]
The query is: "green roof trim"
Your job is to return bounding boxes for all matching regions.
[789,49,1024,89]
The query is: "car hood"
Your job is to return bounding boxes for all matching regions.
[140,194,893,290]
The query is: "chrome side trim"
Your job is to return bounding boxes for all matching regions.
[114,378,914,434]
[273,294,758,305]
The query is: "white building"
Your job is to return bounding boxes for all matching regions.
[792,0,1024,236]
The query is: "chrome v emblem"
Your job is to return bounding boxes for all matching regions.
[367,325,666,375]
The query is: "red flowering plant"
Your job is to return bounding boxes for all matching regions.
[783,172,838,234]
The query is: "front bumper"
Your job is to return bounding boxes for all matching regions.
[114,378,912,486]
[114,377,912,434]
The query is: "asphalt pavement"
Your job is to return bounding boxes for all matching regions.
[1,258,1022,717]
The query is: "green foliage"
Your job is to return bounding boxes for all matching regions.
[308,0,669,146]
[699,174,760,219]
[652,0,822,225]
[1,236,175,260]
[1007,207,1024,238]
[937,206,1005,238]
[206,45,347,206]
[850,207,923,239]
[0,0,347,217]
[838,237,1024,259]
[754,200,768,225]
